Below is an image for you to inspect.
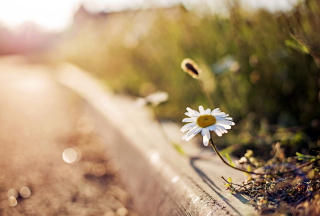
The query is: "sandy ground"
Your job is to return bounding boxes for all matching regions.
[0,61,138,216]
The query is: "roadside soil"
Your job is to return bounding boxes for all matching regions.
[0,62,138,216]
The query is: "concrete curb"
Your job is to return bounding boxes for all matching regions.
[56,63,256,216]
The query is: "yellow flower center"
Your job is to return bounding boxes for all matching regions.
[197,114,216,128]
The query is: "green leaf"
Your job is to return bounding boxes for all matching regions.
[296,152,319,161]
[172,142,186,156]
[225,153,235,167]
[285,34,310,54]
[224,177,232,187]
[244,165,252,176]
[219,145,239,156]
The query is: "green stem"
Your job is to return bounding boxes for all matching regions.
[209,136,320,176]
[152,106,186,155]
[152,106,171,144]
[197,79,214,108]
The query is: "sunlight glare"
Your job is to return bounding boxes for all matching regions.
[0,0,80,32]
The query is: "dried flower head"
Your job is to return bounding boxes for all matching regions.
[181,58,201,79]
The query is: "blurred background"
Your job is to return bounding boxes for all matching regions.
[0,0,319,159]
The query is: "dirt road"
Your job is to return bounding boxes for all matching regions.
[0,58,137,216]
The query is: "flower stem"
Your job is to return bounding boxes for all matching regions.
[209,136,320,176]
[152,106,171,143]
[197,79,214,108]
[152,106,186,155]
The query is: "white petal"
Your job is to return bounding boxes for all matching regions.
[211,108,221,114]
[215,115,230,120]
[201,128,211,146]
[182,133,188,140]
[216,125,227,134]
[216,124,231,129]
[185,126,202,141]
[182,117,197,123]
[215,113,228,117]
[198,105,205,114]
[186,108,200,117]
[213,128,222,137]
[180,122,196,132]
[184,112,193,117]
[186,125,202,136]
[208,125,216,131]
[216,120,235,126]
[186,107,193,112]
[205,108,211,114]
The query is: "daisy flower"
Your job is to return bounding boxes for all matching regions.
[136,91,169,107]
[181,105,235,146]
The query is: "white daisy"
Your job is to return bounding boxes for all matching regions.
[136,91,169,107]
[181,105,235,146]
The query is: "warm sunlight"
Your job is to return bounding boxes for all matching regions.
[0,0,80,32]
[0,0,296,32]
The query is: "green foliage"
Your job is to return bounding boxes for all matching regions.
[51,0,320,157]
[171,142,186,156]
[296,152,320,161]
[224,177,233,187]
[285,35,310,54]
[224,153,235,167]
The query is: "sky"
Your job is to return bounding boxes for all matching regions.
[0,0,298,32]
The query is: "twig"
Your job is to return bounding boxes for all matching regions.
[210,135,320,176]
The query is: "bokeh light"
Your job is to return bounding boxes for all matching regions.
[20,186,32,198]
[92,163,106,177]
[7,188,18,198]
[7,196,17,207]
[76,116,94,134]
[62,148,81,163]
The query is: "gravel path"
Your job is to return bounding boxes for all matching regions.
[0,59,138,216]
